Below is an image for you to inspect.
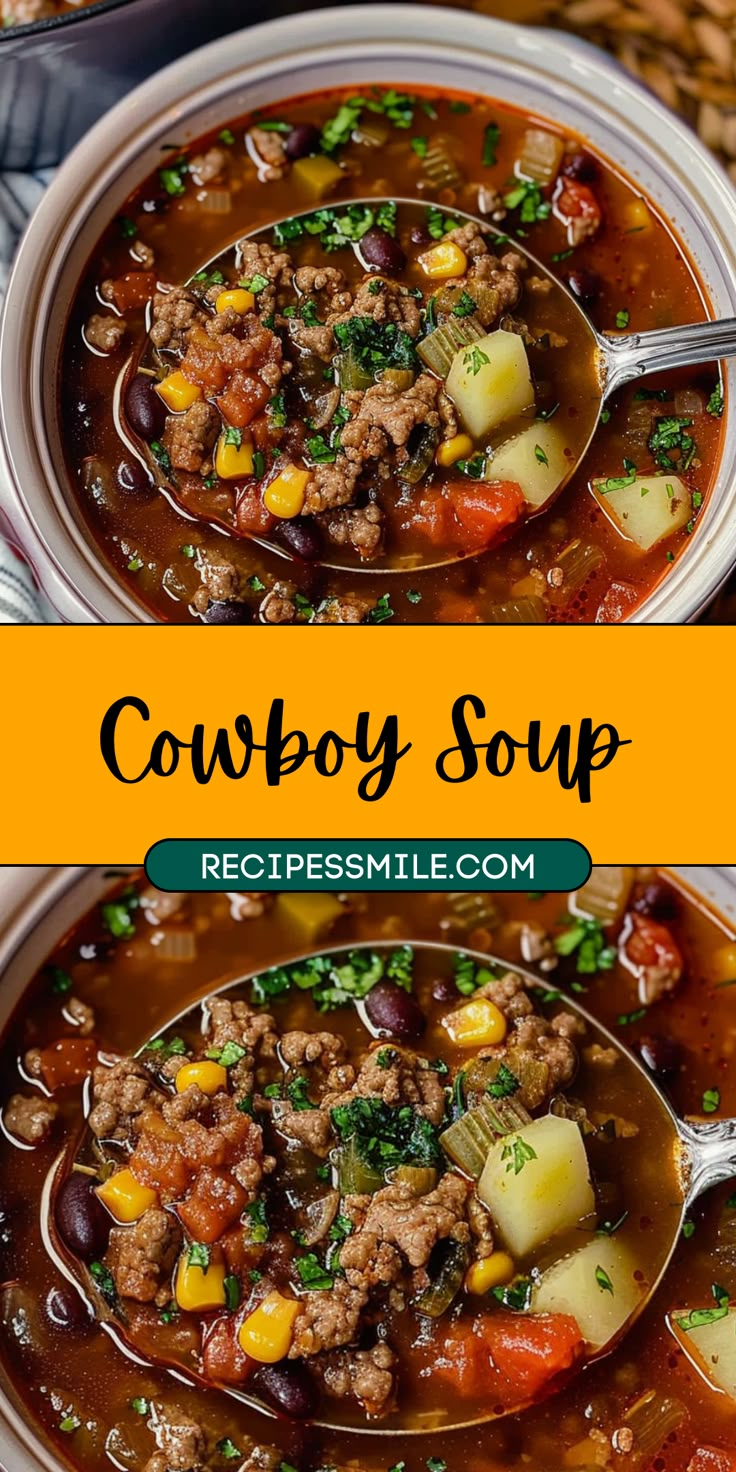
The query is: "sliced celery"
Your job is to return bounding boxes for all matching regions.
[486,597,547,625]
[440,1095,532,1178]
[337,1137,383,1194]
[417,316,484,377]
[414,1239,469,1317]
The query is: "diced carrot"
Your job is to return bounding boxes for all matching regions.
[129,1130,193,1196]
[178,1167,247,1244]
[236,484,276,537]
[202,1314,254,1384]
[407,481,525,553]
[688,1449,736,1472]
[39,1037,98,1090]
[180,330,228,394]
[217,371,271,429]
[436,1312,584,1406]
[596,580,640,623]
[109,272,156,313]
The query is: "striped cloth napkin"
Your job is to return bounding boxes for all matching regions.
[0,168,58,623]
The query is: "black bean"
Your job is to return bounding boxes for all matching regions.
[255,1359,319,1420]
[44,1284,92,1332]
[116,457,153,497]
[124,374,166,441]
[561,151,599,184]
[359,227,406,276]
[432,975,459,1004]
[410,224,431,246]
[274,516,322,561]
[55,1174,110,1262]
[566,269,602,307]
[203,600,252,625]
[284,123,322,161]
[636,1034,683,1083]
[364,980,426,1041]
[631,882,680,922]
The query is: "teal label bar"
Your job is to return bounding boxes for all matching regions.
[145,839,591,892]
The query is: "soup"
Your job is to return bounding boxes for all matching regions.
[60,88,724,624]
[1,872,736,1472]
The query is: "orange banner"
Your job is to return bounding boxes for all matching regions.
[0,625,727,862]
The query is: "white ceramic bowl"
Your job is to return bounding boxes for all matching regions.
[2,3,736,622]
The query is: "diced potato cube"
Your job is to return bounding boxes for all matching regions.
[532,1237,644,1350]
[477,1114,595,1257]
[592,474,691,550]
[670,1304,736,1402]
[485,423,571,509]
[275,892,345,942]
[292,155,344,201]
[445,330,534,440]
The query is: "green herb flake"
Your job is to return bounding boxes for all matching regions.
[247,574,266,592]
[117,216,138,239]
[595,1265,614,1295]
[59,1415,81,1435]
[130,1397,149,1416]
[616,1008,646,1026]
[406,589,422,604]
[452,290,478,319]
[224,1274,241,1311]
[501,1135,538,1176]
[463,345,491,377]
[295,1253,335,1290]
[101,897,137,940]
[367,593,394,624]
[682,1220,696,1239]
[482,122,501,168]
[89,1260,117,1306]
[246,1198,269,1243]
[615,309,630,329]
[187,1241,211,1272]
[217,1439,243,1460]
[48,965,73,994]
[534,443,549,467]
[648,415,697,472]
[488,1063,520,1099]
[287,1074,313,1111]
[703,1087,721,1114]
[707,382,724,418]
[219,128,235,146]
[411,136,429,159]
[159,160,188,197]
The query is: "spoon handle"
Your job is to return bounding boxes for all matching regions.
[601,318,736,400]
[679,1116,736,1206]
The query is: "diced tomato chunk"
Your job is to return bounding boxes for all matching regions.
[688,1450,736,1472]
[129,1129,192,1196]
[436,1312,584,1407]
[178,1167,247,1244]
[554,178,602,243]
[39,1037,97,1090]
[596,580,640,623]
[622,912,683,1004]
[202,1314,254,1385]
[109,272,156,313]
[180,330,228,393]
[236,483,276,537]
[408,480,525,553]
[217,371,271,429]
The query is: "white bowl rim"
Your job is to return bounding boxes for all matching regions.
[3,2,736,623]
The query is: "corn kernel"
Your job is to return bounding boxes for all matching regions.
[155,371,202,412]
[442,996,507,1047]
[624,198,651,234]
[96,1168,158,1223]
[175,1255,227,1312]
[237,1290,300,1363]
[175,1060,228,1096]
[465,1251,515,1295]
[215,434,254,480]
[436,433,474,468]
[417,241,467,280]
[263,464,310,519]
[215,288,255,315]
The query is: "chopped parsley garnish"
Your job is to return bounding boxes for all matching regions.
[328,1214,354,1243]
[492,1278,532,1311]
[682,1220,696,1239]
[456,453,486,478]
[130,1397,149,1416]
[595,1265,614,1294]
[376,1048,400,1068]
[59,1415,81,1434]
[677,1296,730,1331]
[550,248,573,262]
[218,128,235,146]
[263,1081,282,1100]
[101,893,138,939]
[503,178,551,224]
[333,315,417,376]
[386,944,414,988]
[648,415,697,472]
[452,290,478,318]
[453,951,495,996]
[181,543,196,559]
[246,1198,269,1243]
[223,1274,241,1311]
[143,1034,187,1060]
[89,1261,117,1306]
[287,1074,313,1111]
[488,1063,520,1099]
[268,392,287,428]
[426,205,461,240]
[150,441,172,474]
[244,271,269,294]
[554,916,616,974]
[117,215,138,239]
[615,308,630,329]
[247,574,266,592]
[376,199,398,235]
[449,100,471,114]
[482,122,500,168]
[707,382,724,418]
[187,1242,210,1272]
[600,458,637,493]
[406,589,422,604]
[300,298,322,328]
[306,433,338,465]
[224,426,242,448]
[295,1253,335,1290]
[159,1300,179,1323]
[251,949,396,1011]
[534,443,549,466]
[159,160,188,196]
[366,593,394,624]
[463,345,491,376]
[48,965,73,994]
[206,1040,246,1068]
[616,1008,646,1026]
[217,1438,242,1459]
[330,1096,442,1171]
[502,1136,537,1175]
[703,1087,721,1114]
[427,1460,447,1472]
[411,136,429,159]
[127,556,143,572]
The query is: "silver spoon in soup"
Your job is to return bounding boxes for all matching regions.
[42,939,736,1435]
[119,197,734,575]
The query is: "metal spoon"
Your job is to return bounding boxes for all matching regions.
[42,939,736,1435]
